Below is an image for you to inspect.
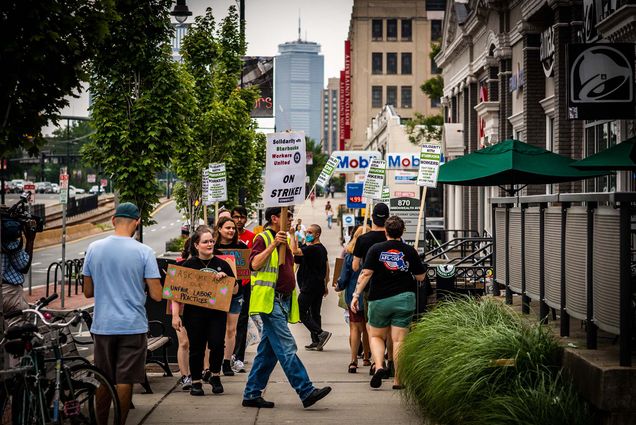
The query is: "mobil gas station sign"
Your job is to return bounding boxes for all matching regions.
[386,152,421,170]
[333,151,381,172]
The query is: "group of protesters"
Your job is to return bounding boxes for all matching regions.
[81,194,425,423]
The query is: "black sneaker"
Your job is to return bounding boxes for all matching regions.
[190,382,204,396]
[222,360,235,376]
[242,397,275,408]
[305,342,318,351]
[316,331,332,350]
[210,375,224,394]
[302,387,332,408]
[370,368,387,388]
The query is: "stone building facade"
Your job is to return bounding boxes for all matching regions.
[437,0,636,234]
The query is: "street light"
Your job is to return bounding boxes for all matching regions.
[171,0,192,24]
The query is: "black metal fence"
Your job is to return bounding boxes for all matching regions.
[67,194,98,217]
[492,192,635,366]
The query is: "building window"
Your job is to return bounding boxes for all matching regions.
[431,97,440,108]
[372,86,383,108]
[372,19,383,41]
[401,86,412,108]
[372,52,383,74]
[426,1,446,11]
[387,86,397,106]
[584,120,618,192]
[431,20,442,42]
[401,52,412,74]
[401,19,412,41]
[431,57,441,74]
[387,53,398,74]
[387,19,398,40]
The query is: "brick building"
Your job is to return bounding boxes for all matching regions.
[437,0,636,234]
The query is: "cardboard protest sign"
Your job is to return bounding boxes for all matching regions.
[202,168,211,206]
[217,249,251,279]
[162,264,234,312]
[332,257,344,287]
[417,143,442,187]
[263,131,306,207]
[208,163,228,203]
[316,155,339,188]
[362,159,386,199]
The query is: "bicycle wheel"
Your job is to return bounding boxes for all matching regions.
[60,364,120,425]
[10,377,45,425]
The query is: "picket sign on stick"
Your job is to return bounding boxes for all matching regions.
[414,143,442,250]
[203,205,208,225]
[278,206,288,265]
[361,159,386,233]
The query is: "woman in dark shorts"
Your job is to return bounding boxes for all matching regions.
[214,216,249,376]
[171,226,236,396]
[351,216,426,390]
[337,226,371,373]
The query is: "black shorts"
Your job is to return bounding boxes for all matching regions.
[92,333,147,385]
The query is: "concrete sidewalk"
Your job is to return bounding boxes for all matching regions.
[130,193,422,424]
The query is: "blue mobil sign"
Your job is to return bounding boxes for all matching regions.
[333,151,381,172]
[346,183,366,209]
[387,152,420,170]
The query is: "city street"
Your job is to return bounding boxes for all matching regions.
[27,200,183,291]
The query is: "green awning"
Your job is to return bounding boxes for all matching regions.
[572,136,636,171]
[438,139,608,188]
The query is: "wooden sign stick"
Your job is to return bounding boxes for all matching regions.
[414,187,428,251]
[203,205,208,225]
[278,206,288,265]
[214,202,219,224]
[362,198,370,233]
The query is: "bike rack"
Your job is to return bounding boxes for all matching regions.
[45,258,85,297]
[45,262,62,297]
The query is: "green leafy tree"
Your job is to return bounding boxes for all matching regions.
[0,0,115,157]
[305,137,329,188]
[407,42,444,145]
[82,0,197,226]
[173,6,264,223]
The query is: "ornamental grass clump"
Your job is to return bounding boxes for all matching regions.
[398,296,590,425]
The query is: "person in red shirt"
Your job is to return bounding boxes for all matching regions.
[232,206,255,372]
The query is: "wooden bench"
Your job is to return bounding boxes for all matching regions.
[141,320,173,394]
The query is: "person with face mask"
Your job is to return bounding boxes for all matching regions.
[293,224,332,351]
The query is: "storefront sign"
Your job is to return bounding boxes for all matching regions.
[567,43,635,120]
[242,56,274,118]
[540,26,555,78]
[264,132,306,207]
[394,170,418,184]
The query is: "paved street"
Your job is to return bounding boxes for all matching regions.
[130,193,422,424]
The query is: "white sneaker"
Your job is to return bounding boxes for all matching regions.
[232,359,246,373]
[180,375,192,391]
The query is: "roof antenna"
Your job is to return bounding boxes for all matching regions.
[298,9,301,41]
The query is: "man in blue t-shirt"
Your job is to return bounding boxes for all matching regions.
[82,202,162,424]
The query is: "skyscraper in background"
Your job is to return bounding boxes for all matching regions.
[322,78,340,154]
[275,38,324,143]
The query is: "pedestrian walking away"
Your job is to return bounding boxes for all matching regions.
[214,216,249,377]
[325,201,334,230]
[336,225,371,373]
[231,206,255,373]
[82,202,163,424]
[171,226,237,396]
[352,202,390,375]
[351,216,426,390]
[242,207,332,409]
[293,224,332,351]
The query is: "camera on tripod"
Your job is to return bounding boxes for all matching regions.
[1,192,45,243]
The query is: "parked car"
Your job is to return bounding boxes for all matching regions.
[10,179,25,193]
[35,182,53,193]
[51,183,60,193]
[69,185,85,194]
[89,185,106,194]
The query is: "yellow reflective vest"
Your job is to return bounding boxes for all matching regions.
[249,229,300,323]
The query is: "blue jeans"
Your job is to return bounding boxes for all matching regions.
[243,297,315,402]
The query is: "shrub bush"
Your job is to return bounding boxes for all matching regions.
[165,236,186,253]
[398,296,591,425]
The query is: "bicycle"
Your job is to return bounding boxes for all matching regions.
[0,294,121,424]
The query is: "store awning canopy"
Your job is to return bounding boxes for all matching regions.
[438,139,608,194]
[572,136,636,171]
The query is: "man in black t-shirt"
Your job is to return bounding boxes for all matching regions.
[294,224,332,351]
[351,216,426,390]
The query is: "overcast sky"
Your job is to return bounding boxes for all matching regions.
[182,0,354,84]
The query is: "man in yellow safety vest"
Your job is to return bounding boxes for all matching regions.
[242,207,332,409]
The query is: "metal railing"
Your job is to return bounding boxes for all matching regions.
[491,192,635,367]
[67,194,98,218]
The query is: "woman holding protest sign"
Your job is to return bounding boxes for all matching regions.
[214,216,249,376]
[171,225,236,396]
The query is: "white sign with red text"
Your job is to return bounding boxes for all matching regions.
[264,132,306,207]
